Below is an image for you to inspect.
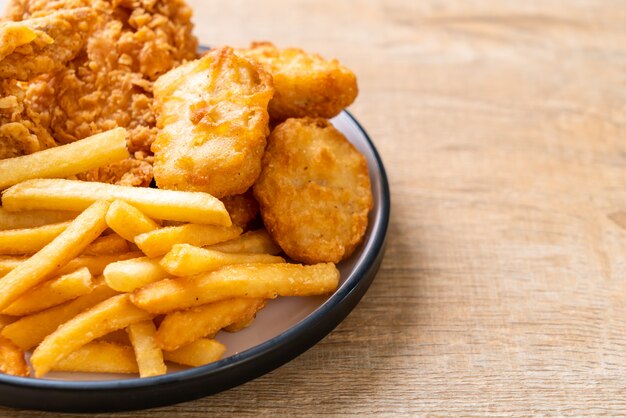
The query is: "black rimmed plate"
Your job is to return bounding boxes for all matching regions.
[0,110,390,412]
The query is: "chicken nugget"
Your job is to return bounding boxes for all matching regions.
[221,189,260,231]
[152,47,274,198]
[253,118,372,264]
[242,42,358,121]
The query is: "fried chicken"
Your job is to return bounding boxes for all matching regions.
[7,0,198,186]
[0,8,95,160]
[253,118,372,264]
[241,42,358,121]
[152,47,274,198]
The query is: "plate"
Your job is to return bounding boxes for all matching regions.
[0,110,390,412]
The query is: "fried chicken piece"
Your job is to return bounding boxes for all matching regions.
[221,189,260,230]
[0,8,95,81]
[253,118,372,264]
[242,42,358,121]
[152,47,274,198]
[0,8,95,160]
[8,0,198,186]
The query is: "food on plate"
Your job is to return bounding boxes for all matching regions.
[0,127,129,190]
[2,267,92,316]
[134,223,242,257]
[152,46,274,198]
[103,257,169,293]
[242,42,358,121]
[0,0,371,381]
[0,8,96,161]
[30,294,153,377]
[159,244,285,276]
[156,298,266,351]
[254,118,372,264]
[7,0,198,186]
[131,262,340,314]
[0,200,109,311]
[1,179,231,226]
[127,320,166,378]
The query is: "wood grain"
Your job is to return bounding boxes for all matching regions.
[3,0,626,415]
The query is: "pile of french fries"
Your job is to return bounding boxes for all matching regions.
[0,129,340,378]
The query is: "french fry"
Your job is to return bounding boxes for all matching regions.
[0,207,76,231]
[223,303,266,333]
[83,233,130,255]
[0,335,29,376]
[52,342,138,374]
[163,339,226,368]
[0,200,110,311]
[160,244,285,276]
[127,320,166,377]
[0,221,70,255]
[105,200,159,242]
[135,224,242,258]
[206,229,282,255]
[2,179,231,226]
[0,127,129,190]
[31,294,153,377]
[1,282,118,350]
[132,263,339,314]
[156,298,265,351]
[0,315,16,329]
[3,267,92,316]
[59,252,143,276]
[0,252,142,279]
[103,257,168,292]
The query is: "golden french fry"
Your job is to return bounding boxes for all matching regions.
[156,298,265,351]
[0,221,70,255]
[0,252,142,279]
[0,127,129,190]
[0,256,25,278]
[3,267,92,316]
[105,200,159,242]
[135,224,242,258]
[0,315,16,329]
[1,282,118,350]
[52,342,138,374]
[160,244,284,276]
[31,294,152,377]
[0,200,110,311]
[132,263,339,314]
[103,257,168,292]
[83,233,130,255]
[163,339,226,368]
[0,335,29,376]
[0,207,76,231]
[2,179,231,226]
[223,301,267,332]
[206,229,282,255]
[127,320,166,377]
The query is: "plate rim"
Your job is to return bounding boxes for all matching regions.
[0,110,390,411]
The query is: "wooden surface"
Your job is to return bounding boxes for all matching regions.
[4,0,626,416]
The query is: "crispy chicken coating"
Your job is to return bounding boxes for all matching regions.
[7,0,198,186]
[152,46,274,198]
[221,189,260,231]
[242,42,358,121]
[253,118,372,264]
[0,8,95,160]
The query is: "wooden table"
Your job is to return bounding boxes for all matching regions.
[5,0,626,416]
